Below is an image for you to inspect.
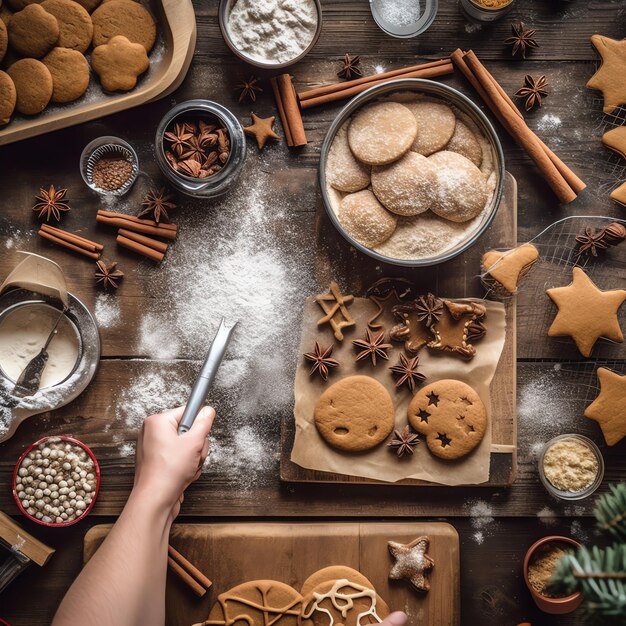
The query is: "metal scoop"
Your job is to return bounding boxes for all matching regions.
[369,0,438,38]
[12,308,66,398]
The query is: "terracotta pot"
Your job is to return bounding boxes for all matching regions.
[523,536,583,614]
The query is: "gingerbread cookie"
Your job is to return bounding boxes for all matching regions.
[315,281,355,341]
[301,566,374,597]
[347,101,417,165]
[243,113,280,150]
[314,375,395,452]
[405,100,456,156]
[610,181,626,207]
[407,379,487,460]
[584,367,626,446]
[446,119,483,167]
[0,17,7,62]
[587,34,626,114]
[72,0,102,11]
[91,35,149,91]
[6,0,41,10]
[428,300,487,360]
[428,151,489,223]
[301,579,389,626]
[338,190,397,247]
[603,125,626,160]
[200,580,302,626]
[8,3,59,58]
[326,124,371,192]
[41,0,92,52]
[546,267,626,357]
[388,536,434,593]
[371,151,436,216]
[0,69,16,125]
[7,58,52,114]
[0,5,13,29]
[91,0,156,52]
[481,243,539,296]
[42,47,89,103]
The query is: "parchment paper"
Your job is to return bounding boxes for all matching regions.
[291,296,506,485]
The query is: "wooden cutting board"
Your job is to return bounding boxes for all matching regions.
[84,522,460,626]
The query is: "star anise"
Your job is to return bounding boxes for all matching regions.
[164,122,194,157]
[389,353,426,392]
[388,425,420,458]
[352,329,392,366]
[179,135,205,163]
[32,185,70,222]
[95,260,124,289]
[235,76,263,103]
[415,293,443,327]
[138,188,176,224]
[575,226,609,257]
[515,75,548,111]
[303,342,339,381]
[178,159,202,178]
[338,54,362,80]
[504,22,539,59]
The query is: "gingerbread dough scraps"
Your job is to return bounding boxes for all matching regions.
[428,300,487,360]
[326,124,371,193]
[587,34,626,114]
[388,536,434,593]
[584,367,626,446]
[546,267,626,357]
[405,100,456,156]
[314,375,395,452]
[407,379,487,460]
[365,277,416,331]
[315,281,355,341]
[338,190,397,247]
[481,243,539,296]
[347,101,418,165]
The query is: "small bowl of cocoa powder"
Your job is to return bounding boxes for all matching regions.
[80,136,139,197]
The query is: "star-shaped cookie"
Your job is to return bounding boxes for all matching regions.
[546,267,626,357]
[584,367,626,446]
[244,113,280,150]
[388,536,434,593]
[587,35,626,113]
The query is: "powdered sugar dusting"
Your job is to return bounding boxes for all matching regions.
[466,499,498,542]
[536,114,562,133]
[95,294,120,328]
[537,506,558,525]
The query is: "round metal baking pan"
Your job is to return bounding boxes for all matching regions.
[0,289,100,443]
[319,78,506,267]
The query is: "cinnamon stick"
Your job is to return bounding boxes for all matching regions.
[40,224,104,252]
[271,74,307,147]
[97,215,177,241]
[299,62,454,110]
[38,230,101,260]
[167,556,207,597]
[97,210,177,232]
[271,77,293,146]
[117,234,165,262]
[168,545,212,590]
[118,229,168,253]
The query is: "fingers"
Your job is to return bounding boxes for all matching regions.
[188,406,215,440]
[381,612,408,626]
[157,406,186,427]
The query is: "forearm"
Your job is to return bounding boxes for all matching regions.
[52,488,173,626]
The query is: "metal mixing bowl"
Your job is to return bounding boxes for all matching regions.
[319,78,506,267]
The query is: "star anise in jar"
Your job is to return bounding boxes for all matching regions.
[352,329,392,366]
[164,122,194,157]
[138,188,176,224]
[388,425,420,458]
[32,185,70,222]
[303,342,340,381]
[95,260,124,290]
[504,22,539,59]
[515,75,548,111]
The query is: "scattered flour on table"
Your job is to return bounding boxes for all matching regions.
[138,313,180,360]
[473,531,485,545]
[95,294,120,328]
[373,64,386,75]
[465,22,482,34]
[536,114,562,133]
[465,499,498,543]
[118,441,136,458]
[570,519,590,543]
[537,506,558,525]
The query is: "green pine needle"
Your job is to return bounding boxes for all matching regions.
[595,483,626,542]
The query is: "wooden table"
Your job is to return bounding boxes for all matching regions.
[1,1,625,624]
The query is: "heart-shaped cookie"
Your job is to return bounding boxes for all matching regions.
[481,243,539,296]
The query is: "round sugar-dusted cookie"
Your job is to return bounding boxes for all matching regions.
[301,566,374,597]
[314,375,395,452]
[91,0,156,52]
[326,124,370,192]
[207,580,302,626]
[0,69,16,125]
[41,0,92,52]
[348,101,417,165]
[428,151,489,223]
[7,57,52,114]
[301,578,390,626]
[338,189,397,247]
[8,3,59,58]
[371,151,437,216]
[446,120,483,167]
[0,18,7,62]
[407,379,487,460]
[405,100,456,156]
[42,47,89,102]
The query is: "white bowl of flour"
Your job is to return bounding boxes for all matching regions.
[219,0,322,68]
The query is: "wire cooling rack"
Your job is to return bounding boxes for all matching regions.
[592,92,626,196]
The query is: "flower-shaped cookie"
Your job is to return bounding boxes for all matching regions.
[91,35,149,92]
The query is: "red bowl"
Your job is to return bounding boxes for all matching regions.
[12,435,101,528]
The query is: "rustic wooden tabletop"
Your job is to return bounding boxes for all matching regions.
[1,1,625,625]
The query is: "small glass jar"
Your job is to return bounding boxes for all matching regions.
[80,136,139,197]
[460,0,515,22]
[538,434,604,501]
[155,100,246,199]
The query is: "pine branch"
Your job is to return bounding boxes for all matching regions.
[595,483,626,542]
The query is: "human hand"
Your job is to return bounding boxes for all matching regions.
[133,405,214,518]
[380,611,408,626]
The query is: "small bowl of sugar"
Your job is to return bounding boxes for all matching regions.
[218,0,322,69]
